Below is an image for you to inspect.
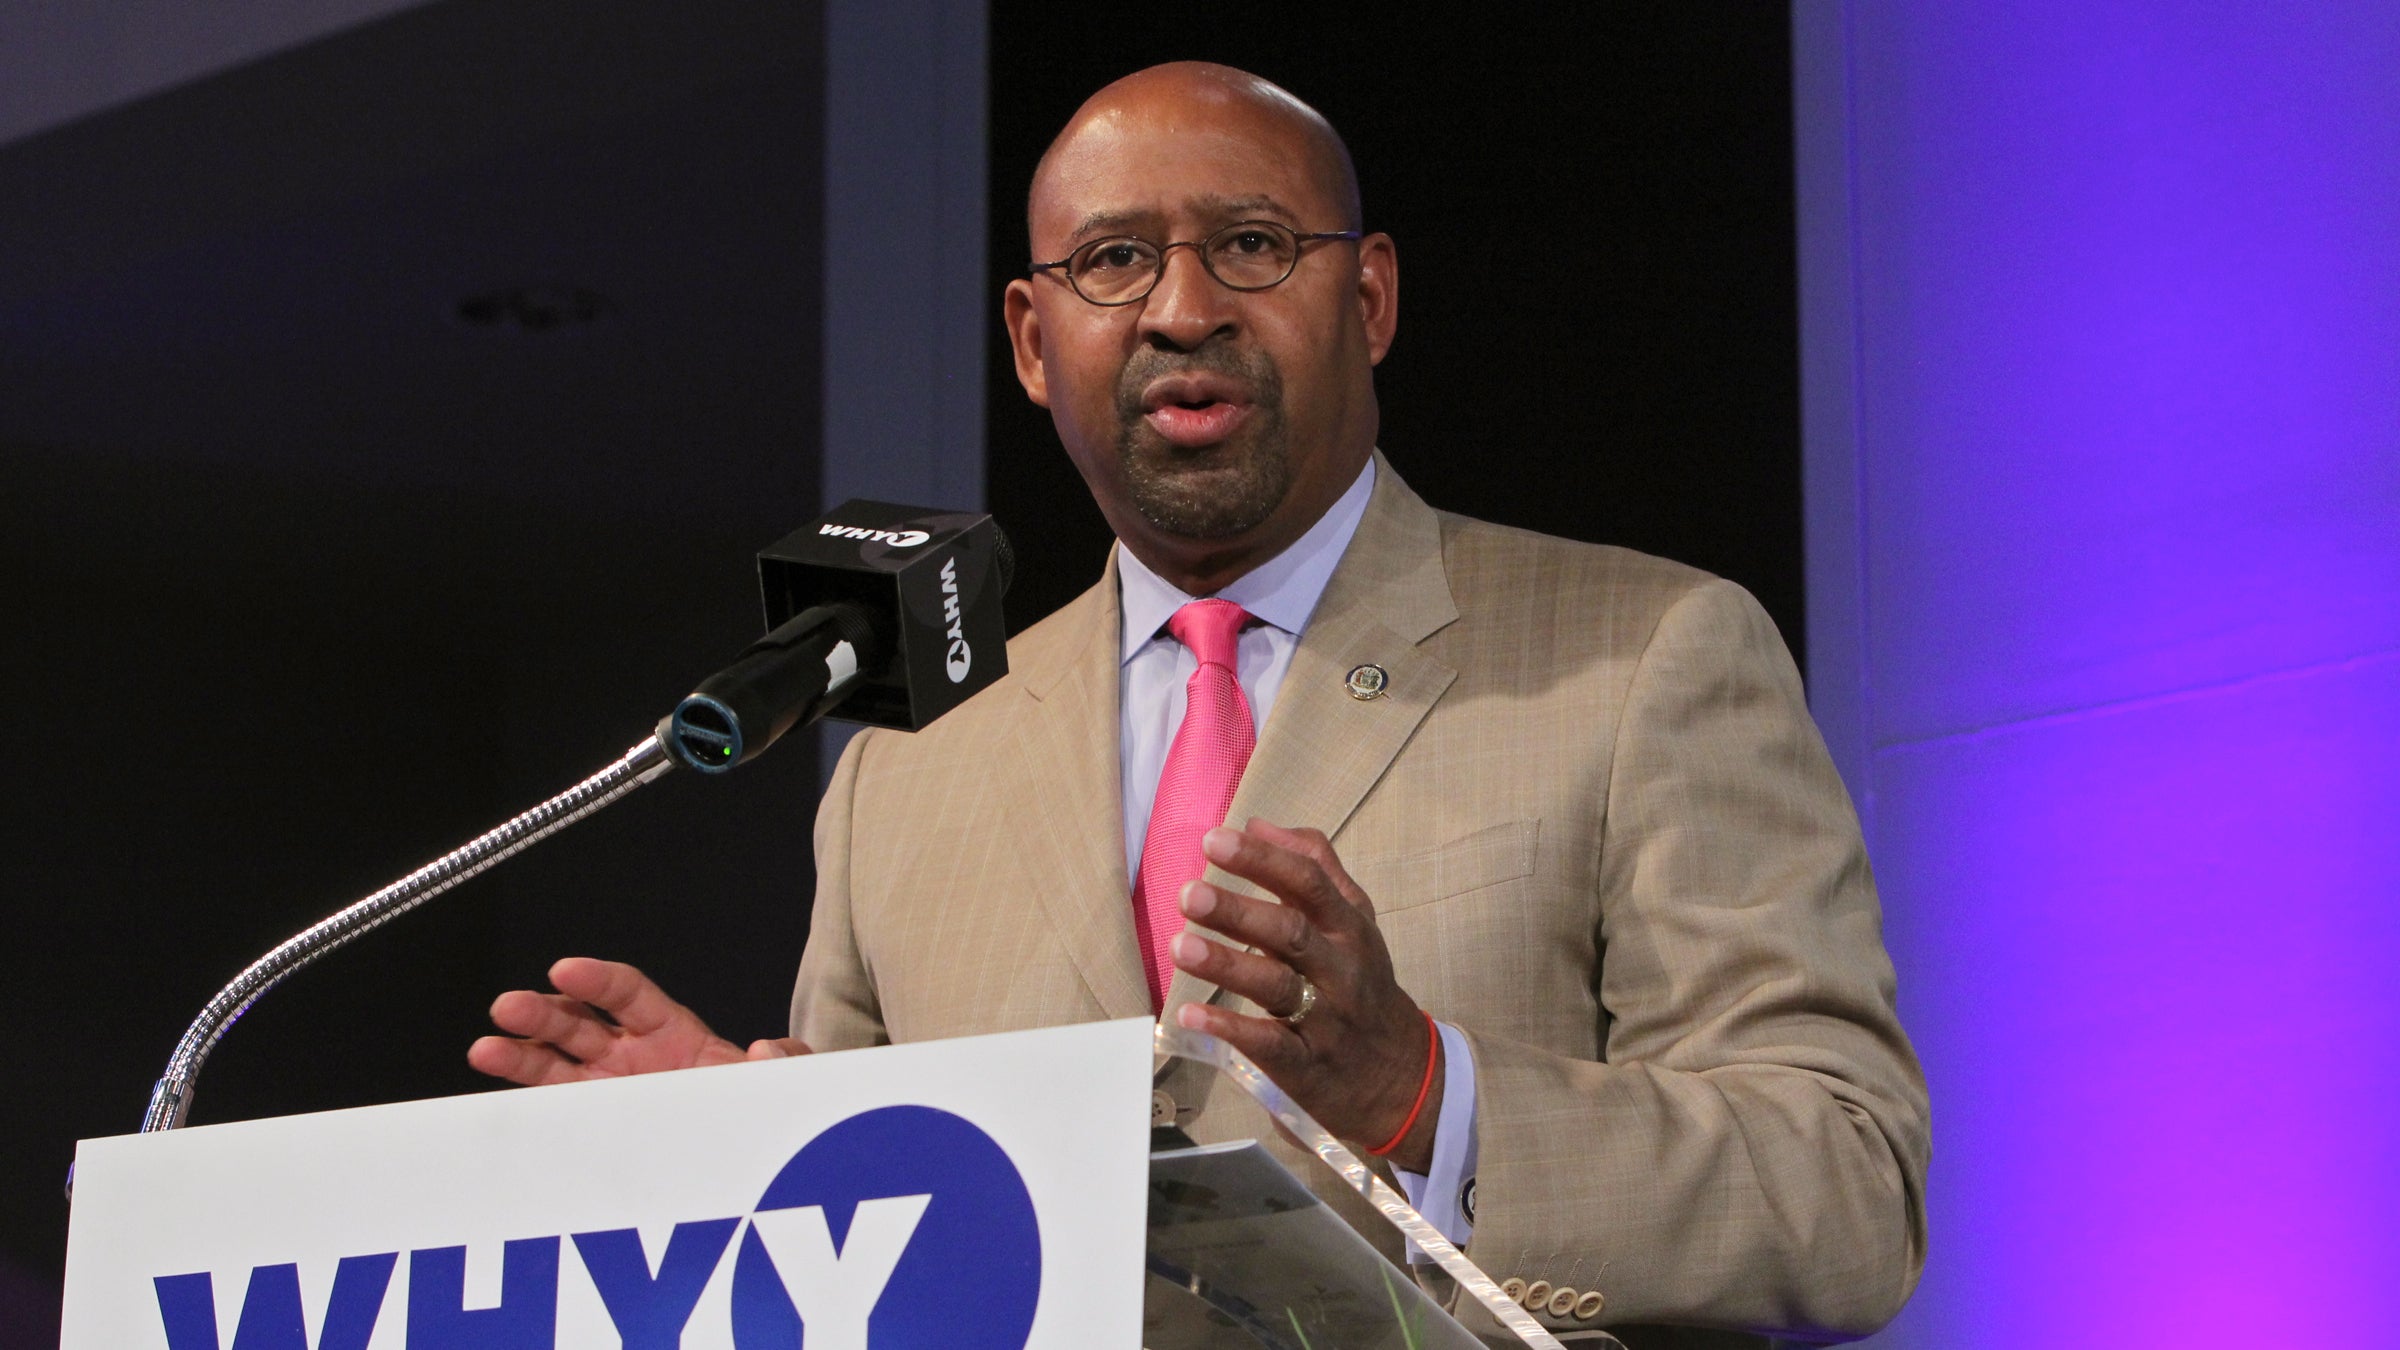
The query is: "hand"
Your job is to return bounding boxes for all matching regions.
[1169,821,1443,1172]
[467,956,808,1087]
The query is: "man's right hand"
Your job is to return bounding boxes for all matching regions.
[467,957,808,1087]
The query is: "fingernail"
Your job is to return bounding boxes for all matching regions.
[1181,882,1214,917]
[1173,932,1210,967]
[750,1040,789,1060]
[1202,828,1239,862]
[1176,1004,1206,1030]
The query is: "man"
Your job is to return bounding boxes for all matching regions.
[473,63,1928,1346]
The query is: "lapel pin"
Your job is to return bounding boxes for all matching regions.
[1345,663,1389,700]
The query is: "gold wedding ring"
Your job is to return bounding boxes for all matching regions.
[1281,978,1320,1028]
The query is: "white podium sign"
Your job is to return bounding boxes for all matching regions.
[64,1018,1151,1350]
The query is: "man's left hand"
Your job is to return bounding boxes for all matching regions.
[1169,819,1443,1172]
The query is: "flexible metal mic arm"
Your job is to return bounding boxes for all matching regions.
[127,595,893,1146]
[137,730,679,1135]
[97,499,1003,1201]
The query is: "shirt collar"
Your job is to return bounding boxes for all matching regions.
[1117,457,1378,664]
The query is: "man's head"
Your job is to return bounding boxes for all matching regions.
[1003,62,1398,595]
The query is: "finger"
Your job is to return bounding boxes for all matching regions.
[1170,931,1310,1016]
[1180,880,1323,972]
[547,957,692,1037]
[467,1035,595,1087]
[688,1038,753,1069]
[488,990,620,1065]
[1200,826,1358,932]
[1174,1001,1304,1076]
[1245,820,1375,918]
[746,1037,811,1060]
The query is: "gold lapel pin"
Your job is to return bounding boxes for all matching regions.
[1345,663,1389,700]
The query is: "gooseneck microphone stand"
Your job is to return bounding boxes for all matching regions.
[130,592,886,1145]
[138,731,679,1135]
[91,505,1011,1204]
[63,504,1003,1196]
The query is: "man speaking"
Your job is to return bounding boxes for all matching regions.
[471,63,1929,1347]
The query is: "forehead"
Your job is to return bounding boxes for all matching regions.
[1031,103,1337,249]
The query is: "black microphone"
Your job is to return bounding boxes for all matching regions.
[662,502,1015,773]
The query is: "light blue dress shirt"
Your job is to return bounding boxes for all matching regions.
[1116,458,1480,1245]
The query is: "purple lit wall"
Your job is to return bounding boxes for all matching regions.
[1794,5,2400,1346]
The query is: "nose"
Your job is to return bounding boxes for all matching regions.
[1136,242,1238,351]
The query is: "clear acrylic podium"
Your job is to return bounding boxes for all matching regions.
[1151,1022,1612,1350]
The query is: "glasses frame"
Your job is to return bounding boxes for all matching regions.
[1028,220,1366,307]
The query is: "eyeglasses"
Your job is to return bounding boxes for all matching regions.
[1029,219,1365,306]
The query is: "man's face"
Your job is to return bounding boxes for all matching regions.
[1004,84,1397,591]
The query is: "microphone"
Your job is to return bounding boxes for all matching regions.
[108,502,1012,1146]
[662,501,1015,773]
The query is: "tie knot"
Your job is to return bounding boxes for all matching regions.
[1167,598,1253,670]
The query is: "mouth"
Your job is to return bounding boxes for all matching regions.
[1137,373,1254,449]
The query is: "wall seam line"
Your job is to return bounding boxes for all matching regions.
[1839,0,1877,840]
[1870,645,2400,755]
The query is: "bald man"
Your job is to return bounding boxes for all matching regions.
[476,64,1929,1348]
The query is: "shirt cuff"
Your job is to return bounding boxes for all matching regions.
[1391,1020,1478,1249]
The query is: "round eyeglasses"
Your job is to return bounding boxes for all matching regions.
[1029,220,1365,306]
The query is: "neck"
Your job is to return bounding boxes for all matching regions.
[1124,539,1277,597]
[1114,449,1374,597]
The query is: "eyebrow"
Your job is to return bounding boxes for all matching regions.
[1064,194,1303,245]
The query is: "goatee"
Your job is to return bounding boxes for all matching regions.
[1113,344,1291,540]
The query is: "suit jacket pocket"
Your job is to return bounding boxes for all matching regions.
[1348,819,1540,916]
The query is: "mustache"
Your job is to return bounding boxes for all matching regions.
[1114,342,1283,421]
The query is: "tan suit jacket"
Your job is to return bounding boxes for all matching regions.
[794,459,1929,1346]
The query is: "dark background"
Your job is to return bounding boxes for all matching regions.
[0,3,1795,1336]
[0,5,831,1334]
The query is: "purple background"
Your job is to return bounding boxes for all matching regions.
[1799,4,2400,1344]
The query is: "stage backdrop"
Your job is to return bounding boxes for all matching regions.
[1798,4,2400,1345]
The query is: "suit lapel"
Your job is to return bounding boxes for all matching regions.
[1002,555,1155,1022]
[1159,456,1461,1026]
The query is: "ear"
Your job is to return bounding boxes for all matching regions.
[1354,232,1399,365]
[1003,278,1052,407]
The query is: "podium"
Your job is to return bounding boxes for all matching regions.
[65,1019,1583,1349]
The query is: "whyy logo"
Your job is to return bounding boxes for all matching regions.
[819,522,931,549]
[938,556,971,683]
[152,1106,1041,1350]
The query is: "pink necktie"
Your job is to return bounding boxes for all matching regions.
[1133,599,1258,1011]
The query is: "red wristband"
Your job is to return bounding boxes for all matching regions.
[1367,1010,1441,1158]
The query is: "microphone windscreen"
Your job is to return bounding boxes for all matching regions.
[751,502,1012,732]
